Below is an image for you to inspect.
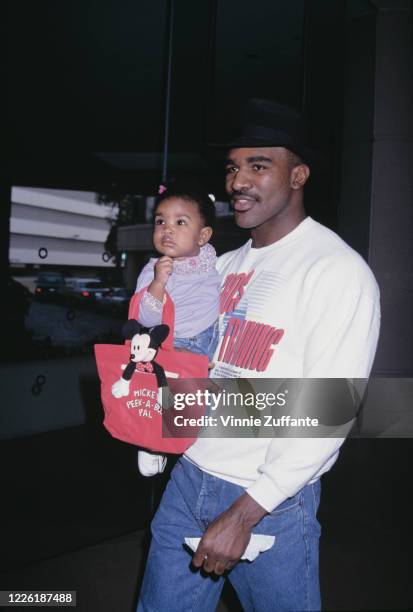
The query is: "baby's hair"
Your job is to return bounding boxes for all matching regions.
[154,179,216,228]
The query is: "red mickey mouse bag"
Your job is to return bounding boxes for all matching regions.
[94,288,209,453]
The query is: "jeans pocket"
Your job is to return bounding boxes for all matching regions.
[269,495,301,516]
[310,480,321,514]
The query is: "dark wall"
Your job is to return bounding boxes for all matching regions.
[8,0,346,207]
[337,11,377,261]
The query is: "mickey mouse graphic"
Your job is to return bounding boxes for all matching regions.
[111,320,170,399]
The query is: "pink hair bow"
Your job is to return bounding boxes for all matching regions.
[158,184,167,194]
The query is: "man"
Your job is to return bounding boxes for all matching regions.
[137,99,380,611]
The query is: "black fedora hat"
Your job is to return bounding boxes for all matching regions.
[212,98,320,168]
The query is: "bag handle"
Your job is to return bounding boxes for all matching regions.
[127,287,175,350]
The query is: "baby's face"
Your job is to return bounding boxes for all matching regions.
[153,197,210,259]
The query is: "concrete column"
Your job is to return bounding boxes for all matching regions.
[338,6,376,261]
[369,0,413,375]
[339,0,413,375]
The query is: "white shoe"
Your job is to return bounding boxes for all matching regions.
[138,450,167,477]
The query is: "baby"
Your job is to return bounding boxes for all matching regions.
[135,180,220,476]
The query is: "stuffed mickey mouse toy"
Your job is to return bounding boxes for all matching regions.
[111,320,170,399]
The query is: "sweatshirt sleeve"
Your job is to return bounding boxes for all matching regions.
[246,253,381,512]
[134,261,163,328]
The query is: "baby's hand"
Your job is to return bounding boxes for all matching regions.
[154,256,173,286]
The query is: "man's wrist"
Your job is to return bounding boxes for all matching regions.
[230,493,268,529]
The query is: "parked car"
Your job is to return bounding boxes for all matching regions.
[34,272,66,300]
[95,287,132,315]
[59,278,109,307]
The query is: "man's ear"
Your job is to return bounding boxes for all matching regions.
[290,164,310,190]
[122,319,143,339]
[198,226,213,246]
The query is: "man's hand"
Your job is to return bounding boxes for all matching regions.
[192,493,267,575]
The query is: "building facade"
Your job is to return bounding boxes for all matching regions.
[10,187,117,270]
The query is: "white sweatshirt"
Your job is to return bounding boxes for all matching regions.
[184,217,381,512]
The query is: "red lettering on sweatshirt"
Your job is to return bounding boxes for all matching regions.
[222,318,246,363]
[234,321,260,367]
[218,317,238,362]
[245,324,273,370]
[255,328,285,371]
[218,316,284,372]
[220,271,254,314]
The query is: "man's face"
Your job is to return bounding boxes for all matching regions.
[225,147,299,231]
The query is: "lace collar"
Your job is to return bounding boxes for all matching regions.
[171,243,217,275]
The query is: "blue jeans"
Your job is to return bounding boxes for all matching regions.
[173,321,219,362]
[137,458,321,612]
